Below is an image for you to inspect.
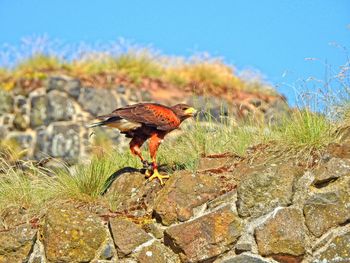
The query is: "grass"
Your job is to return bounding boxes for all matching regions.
[0,47,273,96]
[50,152,140,203]
[272,109,336,150]
[0,107,344,214]
[0,158,54,212]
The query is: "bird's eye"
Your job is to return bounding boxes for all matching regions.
[182,107,188,110]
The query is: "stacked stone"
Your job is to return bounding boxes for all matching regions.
[1,143,349,262]
[0,76,154,163]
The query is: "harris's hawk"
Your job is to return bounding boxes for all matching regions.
[88,103,197,184]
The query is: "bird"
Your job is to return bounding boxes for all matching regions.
[88,103,197,185]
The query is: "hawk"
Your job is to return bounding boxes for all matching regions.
[88,103,197,184]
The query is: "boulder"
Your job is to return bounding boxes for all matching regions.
[42,204,107,263]
[29,95,47,128]
[255,207,307,259]
[236,162,301,218]
[14,95,28,115]
[46,123,81,162]
[313,157,350,186]
[0,224,37,263]
[136,241,180,263]
[153,171,221,225]
[13,112,28,131]
[0,207,37,263]
[6,132,34,155]
[314,229,350,262]
[78,87,118,116]
[197,153,238,172]
[105,170,162,217]
[109,217,152,256]
[303,175,350,237]
[47,76,81,99]
[46,91,75,123]
[164,206,242,263]
[219,253,275,263]
[0,90,14,115]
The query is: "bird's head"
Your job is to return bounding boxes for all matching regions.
[171,104,198,121]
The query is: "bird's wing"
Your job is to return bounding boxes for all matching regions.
[98,103,181,131]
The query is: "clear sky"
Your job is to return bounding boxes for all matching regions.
[0,0,349,106]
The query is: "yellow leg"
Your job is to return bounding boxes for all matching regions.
[145,168,169,185]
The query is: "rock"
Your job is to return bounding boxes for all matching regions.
[137,241,180,263]
[327,142,350,159]
[255,207,307,259]
[109,217,152,256]
[313,157,350,186]
[235,233,255,254]
[187,95,229,121]
[27,240,45,263]
[197,153,238,172]
[264,98,289,125]
[97,237,116,260]
[49,123,81,162]
[116,85,126,94]
[1,113,14,127]
[78,87,118,116]
[42,204,107,263]
[33,127,48,160]
[46,91,75,122]
[0,126,7,139]
[105,171,162,217]
[236,162,301,218]
[0,90,14,115]
[140,90,153,102]
[13,112,28,131]
[0,224,37,263]
[314,229,350,262]
[143,222,165,239]
[48,76,81,98]
[303,175,350,237]
[0,207,37,263]
[14,95,28,115]
[153,171,221,225]
[6,132,34,155]
[164,206,242,263]
[30,95,47,128]
[219,253,274,263]
[207,190,237,210]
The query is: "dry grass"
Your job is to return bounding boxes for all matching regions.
[0,48,272,96]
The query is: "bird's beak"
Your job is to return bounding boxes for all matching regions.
[184,107,198,117]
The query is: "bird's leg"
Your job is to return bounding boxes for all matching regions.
[129,137,150,168]
[145,133,169,185]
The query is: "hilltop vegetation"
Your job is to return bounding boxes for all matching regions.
[0,43,274,97]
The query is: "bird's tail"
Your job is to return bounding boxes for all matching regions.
[86,121,105,128]
[86,116,121,128]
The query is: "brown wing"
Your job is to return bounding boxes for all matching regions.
[97,103,181,131]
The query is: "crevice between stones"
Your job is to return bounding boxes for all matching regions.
[313,177,338,188]
[25,231,38,263]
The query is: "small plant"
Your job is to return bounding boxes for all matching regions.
[0,159,54,212]
[271,109,337,155]
[50,151,139,202]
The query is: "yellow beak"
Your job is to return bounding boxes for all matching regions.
[184,107,198,116]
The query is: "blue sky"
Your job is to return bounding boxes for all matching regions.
[1,0,349,106]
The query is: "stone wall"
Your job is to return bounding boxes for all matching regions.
[0,76,155,163]
[0,75,289,163]
[1,142,350,262]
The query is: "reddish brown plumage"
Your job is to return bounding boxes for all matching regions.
[90,102,197,184]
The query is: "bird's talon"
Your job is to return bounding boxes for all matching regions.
[145,169,153,177]
[146,170,169,185]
